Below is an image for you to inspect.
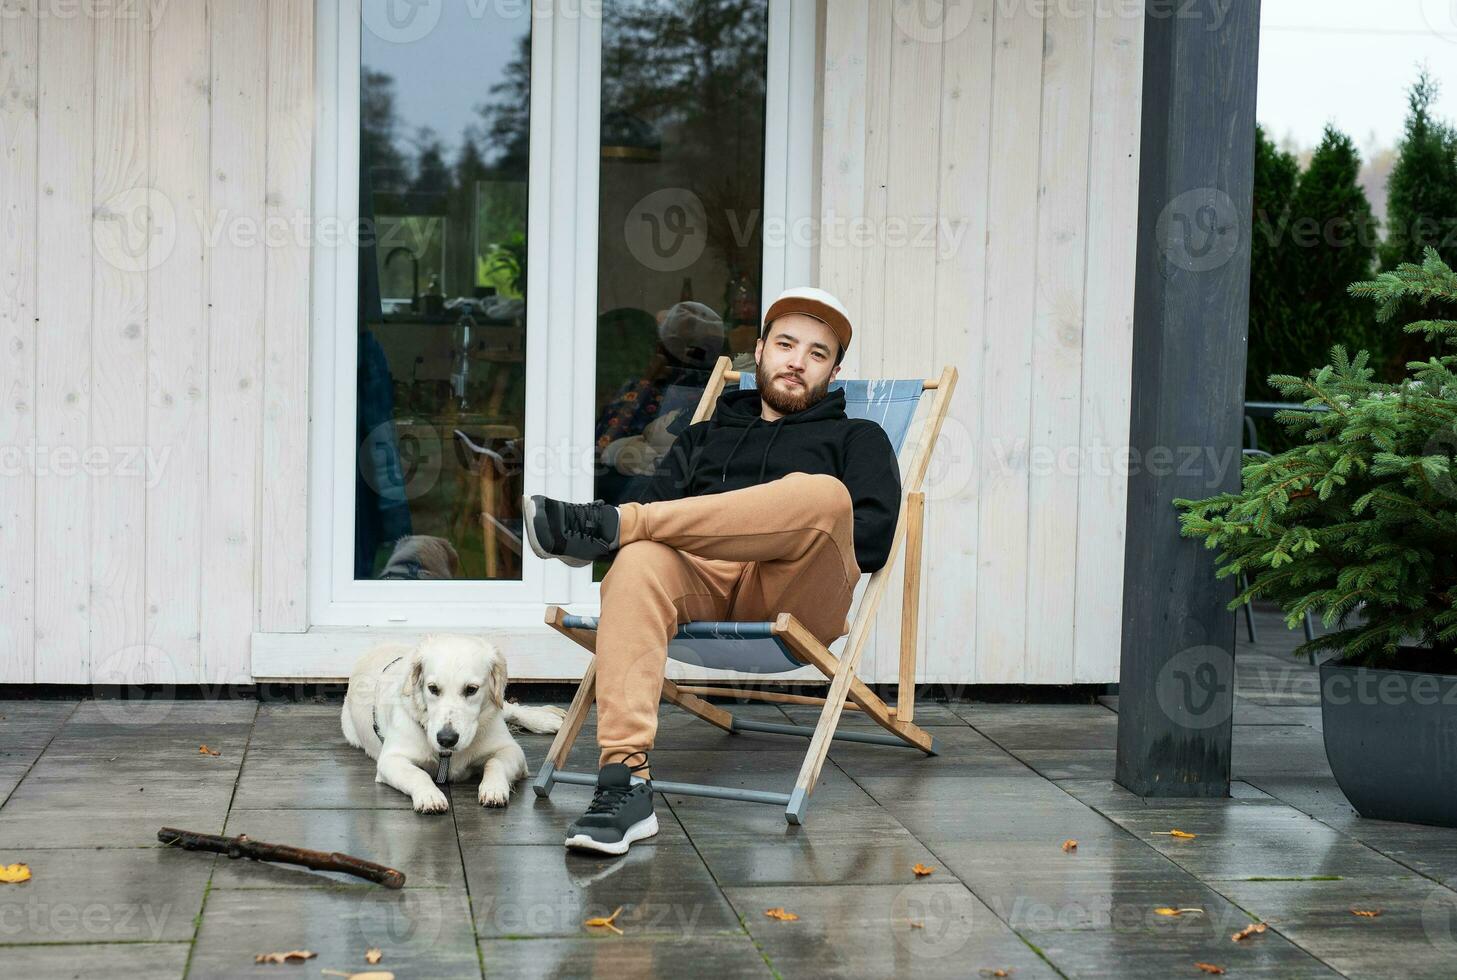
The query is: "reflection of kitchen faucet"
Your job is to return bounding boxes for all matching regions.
[384,247,420,312]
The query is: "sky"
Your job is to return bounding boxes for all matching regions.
[1258,0,1457,152]
[362,1,528,159]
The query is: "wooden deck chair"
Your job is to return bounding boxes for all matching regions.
[532,356,958,824]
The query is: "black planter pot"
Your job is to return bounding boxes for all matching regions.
[1320,652,1457,828]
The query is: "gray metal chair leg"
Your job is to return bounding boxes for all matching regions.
[785,788,808,826]
[531,760,557,798]
[547,768,792,807]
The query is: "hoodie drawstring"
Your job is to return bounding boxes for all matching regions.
[720,418,759,482]
[757,418,787,484]
[717,416,789,484]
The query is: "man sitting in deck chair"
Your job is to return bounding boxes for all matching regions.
[523,287,900,855]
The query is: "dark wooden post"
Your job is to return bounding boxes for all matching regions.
[1115,0,1261,797]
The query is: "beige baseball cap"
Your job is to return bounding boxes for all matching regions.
[763,286,853,354]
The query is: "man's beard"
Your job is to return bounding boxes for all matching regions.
[756,356,831,416]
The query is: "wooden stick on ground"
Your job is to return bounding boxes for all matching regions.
[157,827,406,889]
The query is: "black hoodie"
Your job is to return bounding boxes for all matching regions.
[642,386,902,572]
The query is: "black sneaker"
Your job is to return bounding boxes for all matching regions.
[564,756,658,856]
[522,495,621,568]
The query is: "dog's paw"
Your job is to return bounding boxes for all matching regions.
[478,778,512,808]
[412,786,450,814]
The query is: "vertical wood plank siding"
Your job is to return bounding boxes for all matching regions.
[146,0,210,682]
[820,0,1144,684]
[34,8,94,682]
[0,2,40,681]
[0,0,311,684]
[90,1,150,683]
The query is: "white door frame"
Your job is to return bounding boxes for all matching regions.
[302,0,817,640]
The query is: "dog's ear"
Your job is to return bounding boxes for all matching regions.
[482,641,507,709]
[403,648,428,723]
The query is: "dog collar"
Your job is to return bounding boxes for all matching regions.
[370,656,404,744]
[379,558,424,580]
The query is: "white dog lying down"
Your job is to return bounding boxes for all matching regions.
[341,634,565,813]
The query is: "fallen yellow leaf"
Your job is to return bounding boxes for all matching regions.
[254,949,316,964]
[1350,908,1382,918]
[1231,922,1268,942]
[1195,963,1225,975]
[912,863,935,877]
[978,970,1014,978]
[198,745,221,756]
[764,907,799,922]
[584,906,625,935]
[909,920,924,929]
[1061,839,1078,853]
[0,863,32,884]
[1152,829,1197,839]
[1154,907,1204,917]
[365,948,383,964]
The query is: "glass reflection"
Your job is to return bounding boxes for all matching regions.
[593,0,770,565]
[355,3,531,581]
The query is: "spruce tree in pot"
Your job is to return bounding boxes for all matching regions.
[1175,249,1457,827]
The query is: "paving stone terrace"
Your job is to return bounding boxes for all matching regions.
[2,606,1455,979]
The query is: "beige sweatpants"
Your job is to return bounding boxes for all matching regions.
[595,472,862,770]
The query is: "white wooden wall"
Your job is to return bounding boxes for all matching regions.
[822,0,1144,685]
[0,0,311,684]
[0,0,1141,685]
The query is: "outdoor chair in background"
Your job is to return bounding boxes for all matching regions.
[454,429,523,579]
